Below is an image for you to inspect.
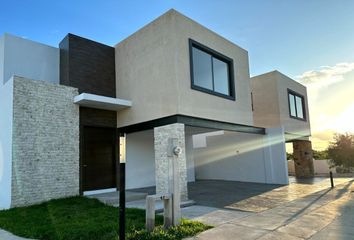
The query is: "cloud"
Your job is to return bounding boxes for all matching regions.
[296,62,354,85]
[296,62,354,150]
[311,130,335,150]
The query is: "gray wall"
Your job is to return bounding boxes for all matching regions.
[1,34,59,85]
[115,10,253,127]
[251,71,311,137]
[11,76,79,207]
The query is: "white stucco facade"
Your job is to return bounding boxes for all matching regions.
[0,78,13,209]
[0,35,4,85]
[194,128,288,185]
[0,33,59,85]
[126,130,156,189]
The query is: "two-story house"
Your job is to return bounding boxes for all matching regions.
[0,9,313,209]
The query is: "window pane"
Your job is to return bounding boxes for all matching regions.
[295,96,304,119]
[192,47,213,90]
[213,57,229,95]
[289,94,296,117]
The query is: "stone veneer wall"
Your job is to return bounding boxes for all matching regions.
[293,140,314,178]
[154,123,188,201]
[11,76,80,207]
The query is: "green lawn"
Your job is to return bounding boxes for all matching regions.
[0,197,211,240]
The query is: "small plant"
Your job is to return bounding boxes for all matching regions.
[127,219,212,240]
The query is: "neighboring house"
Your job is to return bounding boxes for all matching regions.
[0,9,313,209]
[251,71,314,178]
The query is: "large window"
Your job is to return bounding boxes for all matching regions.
[288,89,306,121]
[189,39,235,100]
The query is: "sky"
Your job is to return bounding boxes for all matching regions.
[1,0,353,150]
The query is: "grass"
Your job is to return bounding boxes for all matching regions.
[0,196,211,240]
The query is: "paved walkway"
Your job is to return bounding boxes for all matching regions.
[0,229,34,240]
[186,179,354,240]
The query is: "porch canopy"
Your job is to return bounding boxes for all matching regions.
[74,93,132,111]
[118,114,265,135]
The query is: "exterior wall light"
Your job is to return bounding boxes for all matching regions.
[119,133,126,240]
[173,146,182,156]
[119,134,126,163]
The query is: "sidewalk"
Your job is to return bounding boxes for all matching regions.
[0,229,34,240]
[189,180,354,240]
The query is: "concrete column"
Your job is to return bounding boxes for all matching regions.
[293,140,314,178]
[154,123,188,201]
[264,127,289,185]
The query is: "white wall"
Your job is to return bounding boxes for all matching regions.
[194,129,288,185]
[126,130,156,189]
[263,128,288,184]
[0,77,13,209]
[1,33,59,85]
[0,35,4,85]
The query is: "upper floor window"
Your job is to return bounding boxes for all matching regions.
[288,89,306,121]
[189,39,235,100]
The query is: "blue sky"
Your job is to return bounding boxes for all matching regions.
[1,0,354,148]
[1,0,353,77]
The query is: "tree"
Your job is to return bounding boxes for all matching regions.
[286,152,293,160]
[327,133,354,168]
[312,150,329,160]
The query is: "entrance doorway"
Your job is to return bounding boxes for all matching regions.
[82,127,117,191]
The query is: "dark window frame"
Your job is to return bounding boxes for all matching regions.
[189,39,236,101]
[287,89,307,121]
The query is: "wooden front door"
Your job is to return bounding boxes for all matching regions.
[82,127,117,191]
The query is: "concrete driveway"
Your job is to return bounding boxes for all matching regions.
[187,177,350,212]
[187,180,282,209]
[184,177,354,240]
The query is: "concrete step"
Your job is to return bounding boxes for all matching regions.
[87,191,147,206]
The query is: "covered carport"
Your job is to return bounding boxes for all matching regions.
[119,114,289,202]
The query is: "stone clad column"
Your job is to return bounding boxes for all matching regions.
[154,123,188,201]
[293,140,314,178]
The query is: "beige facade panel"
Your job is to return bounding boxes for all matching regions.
[251,71,311,138]
[115,9,253,128]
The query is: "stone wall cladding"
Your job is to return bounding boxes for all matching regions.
[154,123,188,201]
[11,76,80,207]
[293,140,314,178]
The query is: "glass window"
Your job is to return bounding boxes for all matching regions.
[213,58,229,95]
[192,47,213,90]
[289,94,296,117]
[190,39,235,100]
[295,96,304,119]
[288,90,306,120]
